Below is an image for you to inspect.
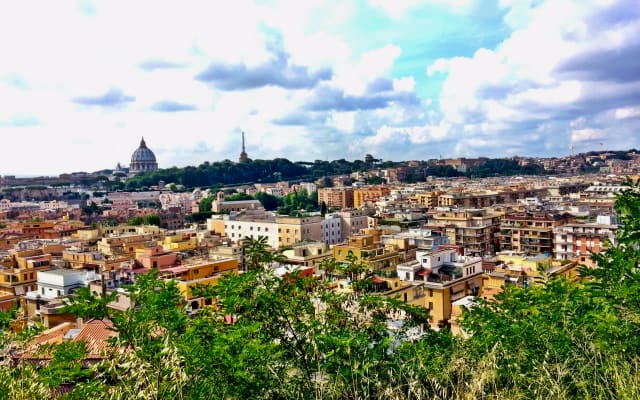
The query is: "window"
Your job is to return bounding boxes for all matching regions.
[428,302,433,310]
[429,289,433,297]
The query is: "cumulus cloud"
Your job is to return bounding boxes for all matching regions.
[304,85,419,112]
[73,88,135,108]
[571,128,606,144]
[418,0,640,157]
[150,100,197,112]
[195,39,332,90]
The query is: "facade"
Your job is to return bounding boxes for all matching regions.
[0,249,53,297]
[553,221,617,266]
[276,215,323,247]
[161,257,238,310]
[429,209,502,257]
[321,213,343,245]
[333,234,401,274]
[129,137,158,174]
[397,248,482,328]
[338,209,368,240]
[500,212,572,256]
[353,186,391,208]
[318,187,354,209]
[221,216,279,249]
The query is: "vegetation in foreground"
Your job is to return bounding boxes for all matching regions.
[1,183,640,399]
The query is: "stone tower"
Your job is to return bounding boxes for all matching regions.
[238,131,249,163]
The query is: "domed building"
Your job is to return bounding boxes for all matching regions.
[130,137,158,174]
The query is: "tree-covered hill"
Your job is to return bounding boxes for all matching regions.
[124,157,548,190]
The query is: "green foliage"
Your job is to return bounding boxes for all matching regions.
[225,192,254,202]
[466,158,546,178]
[198,196,214,212]
[277,189,318,215]
[364,175,386,185]
[127,214,160,227]
[254,191,280,211]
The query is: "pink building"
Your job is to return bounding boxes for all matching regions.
[138,246,177,270]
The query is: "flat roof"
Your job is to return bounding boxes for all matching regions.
[40,268,85,276]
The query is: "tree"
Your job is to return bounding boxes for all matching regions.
[242,235,287,271]
[199,196,215,212]
[127,216,144,226]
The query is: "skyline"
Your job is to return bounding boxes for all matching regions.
[1,0,639,175]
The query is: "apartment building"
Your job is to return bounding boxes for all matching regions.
[397,248,482,328]
[333,234,401,275]
[553,219,617,266]
[276,215,323,247]
[338,209,368,240]
[499,211,572,256]
[353,186,391,208]
[321,213,343,245]
[429,209,502,257]
[318,187,354,209]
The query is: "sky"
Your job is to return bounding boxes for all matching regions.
[1,0,640,176]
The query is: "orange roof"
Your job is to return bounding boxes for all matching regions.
[74,319,117,357]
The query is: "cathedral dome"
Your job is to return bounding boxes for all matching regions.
[130,137,158,173]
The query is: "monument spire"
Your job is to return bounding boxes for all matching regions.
[239,131,249,163]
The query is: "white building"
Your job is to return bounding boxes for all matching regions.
[398,248,482,282]
[321,213,343,245]
[26,269,100,300]
[223,215,280,249]
[338,209,368,239]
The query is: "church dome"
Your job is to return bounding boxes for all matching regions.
[130,137,158,173]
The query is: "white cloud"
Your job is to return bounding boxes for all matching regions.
[614,106,640,119]
[571,128,606,144]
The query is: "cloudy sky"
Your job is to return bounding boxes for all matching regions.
[1,0,639,175]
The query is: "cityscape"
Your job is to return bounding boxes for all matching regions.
[1,1,640,399]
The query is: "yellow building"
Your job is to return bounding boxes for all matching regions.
[161,257,238,310]
[353,186,391,208]
[63,250,129,272]
[161,233,198,252]
[333,234,400,274]
[97,233,156,258]
[397,249,483,328]
[276,215,323,248]
[412,191,444,208]
[282,241,332,270]
[0,249,53,297]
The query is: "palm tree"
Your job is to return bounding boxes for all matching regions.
[243,236,289,271]
[319,257,339,282]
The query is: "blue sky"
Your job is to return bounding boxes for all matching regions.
[1,0,639,175]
